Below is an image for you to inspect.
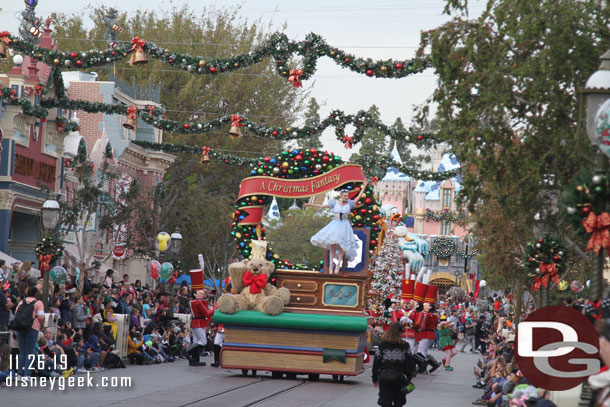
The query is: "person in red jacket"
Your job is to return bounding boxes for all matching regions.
[187,290,212,366]
[415,302,441,374]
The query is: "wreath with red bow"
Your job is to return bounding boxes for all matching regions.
[523,234,568,292]
[35,236,65,273]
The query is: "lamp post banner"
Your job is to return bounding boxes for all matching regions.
[238,164,366,200]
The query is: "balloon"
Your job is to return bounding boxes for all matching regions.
[571,280,584,293]
[479,279,487,287]
[149,260,161,280]
[558,280,568,291]
[156,232,171,252]
[586,280,591,288]
[160,262,174,282]
[50,266,67,284]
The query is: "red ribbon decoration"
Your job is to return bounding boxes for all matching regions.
[34,83,45,96]
[0,31,11,45]
[582,212,610,255]
[147,105,156,115]
[200,146,211,163]
[64,158,71,168]
[342,135,354,149]
[242,271,267,294]
[288,69,303,88]
[130,37,146,51]
[9,89,16,98]
[531,262,560,292]
[39,254,53,273]
[126,106,138,120]
[230,115,243,127]
[370,176,379,186]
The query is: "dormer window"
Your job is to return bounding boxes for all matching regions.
[442,188,452,208]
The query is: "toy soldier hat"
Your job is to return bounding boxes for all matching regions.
[402,278,415,300]
[190,269,204,290]
[424,285,439,304]
[413,282,429,302]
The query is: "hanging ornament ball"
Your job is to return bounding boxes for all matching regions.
[315,164,322,170]
[251,196,258,201]
[566,206,577,215]
[576,185,584,192]
[558,251,564,257]
[53,58,60,65]
[593,175,603,184]
[535,243,542,249]
[538,238,544,243]
[395,62,403,70]
[553,255,560,262]
[582,206,592,215]
[571,280,584,293]
[595,185,604,193]
[366,69,374,76]
[210,66,217,74]
[535,268,541,273]
[380,66,388,72]
[558,280,568,291]
[295,155,303,161]
[76,60,83,67]
[70,52,78,58]
[272,167,280,174]
[282,162,289,169]
[64,60,72,67]
[198,60,206,67]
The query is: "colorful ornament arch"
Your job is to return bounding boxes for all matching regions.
[231,148,382,269]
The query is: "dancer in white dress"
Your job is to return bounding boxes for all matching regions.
[305,180,367,273]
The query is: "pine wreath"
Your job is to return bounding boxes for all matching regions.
[35,236,65,263]
[431,237,456,258]
[523,234,568,292]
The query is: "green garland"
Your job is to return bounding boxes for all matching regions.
[454,248,478,259]
[425,209,465,223]
[55,116,79,132]
[5,32,429,80]
[560,170,610,240]
[354,154,460,182]
[231,148,382,267]
[35,236,65,262]
[523,234,568,291]
[430,237,456,258]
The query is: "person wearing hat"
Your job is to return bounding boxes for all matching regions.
[438,316,457,371]
[414,302,441,374]
[188,289,213,366]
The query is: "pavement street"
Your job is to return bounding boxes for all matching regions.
[0,348,482,406]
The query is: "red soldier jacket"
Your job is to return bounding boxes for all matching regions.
[417,312,438,340]
[191,299,213,329]
[406,310,420,340]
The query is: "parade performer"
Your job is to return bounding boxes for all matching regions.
[438,317,457,371]
[414,285,441,374]
[188,269,212,366]
[305,180,368,273]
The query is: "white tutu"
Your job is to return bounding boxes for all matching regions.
[311,199,359,261]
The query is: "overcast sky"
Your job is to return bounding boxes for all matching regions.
[0,0,485,158]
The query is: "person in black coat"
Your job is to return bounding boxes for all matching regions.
[372,322,415,407]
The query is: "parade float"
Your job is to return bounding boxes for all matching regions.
[213,150,378,381]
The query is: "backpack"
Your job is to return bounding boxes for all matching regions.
[11,299,36,331]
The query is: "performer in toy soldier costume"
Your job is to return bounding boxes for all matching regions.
[414,285,441,374]
[187,270,213,366]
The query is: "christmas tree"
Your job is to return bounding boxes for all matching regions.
[368,227,405,332]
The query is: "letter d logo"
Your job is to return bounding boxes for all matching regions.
[518,321,577,357]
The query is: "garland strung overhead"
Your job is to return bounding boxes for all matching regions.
[2,31,430,82]
[523,234,568,292]
[355,154,460,182]
[425,209,465,223]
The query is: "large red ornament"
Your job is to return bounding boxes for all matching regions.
[70,52,77,58]
[366,69,374,76]
[395,62,403,70]
[210,66,217,74]
[76,60,83,67]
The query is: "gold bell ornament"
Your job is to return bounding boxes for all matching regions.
[0,31,11,58]
[129,37,148,66]
[200,146,211,165]
[123,106,138,131]
[229,114,243,139]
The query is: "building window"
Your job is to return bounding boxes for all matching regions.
[442,189,452,208]
[14,154,34,176]
[442,220,451,236]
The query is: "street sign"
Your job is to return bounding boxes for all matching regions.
[112,245,127,260]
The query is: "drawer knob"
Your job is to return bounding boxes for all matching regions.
[296,297,301,302]
[297,283,302,288]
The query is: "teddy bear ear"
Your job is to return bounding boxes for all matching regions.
[228,261,247,293]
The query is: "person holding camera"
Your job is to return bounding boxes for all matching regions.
[372,322,415,407]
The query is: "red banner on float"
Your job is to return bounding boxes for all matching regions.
[238,164,366,200]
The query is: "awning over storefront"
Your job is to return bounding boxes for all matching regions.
[0,250,41,279]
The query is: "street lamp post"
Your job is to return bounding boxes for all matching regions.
[168,227,182,318]
[41,197,60,312]
[581,49,610,301]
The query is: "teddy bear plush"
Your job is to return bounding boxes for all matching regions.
[217,258,291,316]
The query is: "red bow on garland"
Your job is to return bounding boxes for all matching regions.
[0,31,11,45]
[56,122,66,132]
[126,106,138,120]
[34,83,45,96]
[531,262,560,292]
[147,105,156,115]
[39,254,53,273]
[342,135,354,149]
[64,158,71,168]
[9,89,16,98]
[582,212,610,255]
[242,271,267,294]
[288,69,303,88]
[370,176,379,186]
[130,37,146,51]
[230,114,243,127]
